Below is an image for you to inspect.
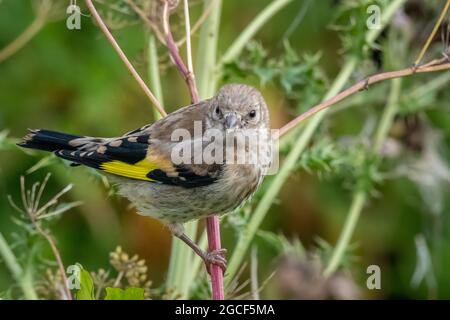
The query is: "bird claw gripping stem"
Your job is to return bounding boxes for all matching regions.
[203,248,227,275]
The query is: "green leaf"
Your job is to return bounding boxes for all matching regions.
[76,265,95,300]
[104,287,145,300]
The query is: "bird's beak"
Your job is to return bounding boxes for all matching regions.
[225,113,238,130]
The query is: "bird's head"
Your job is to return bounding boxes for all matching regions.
[209,84,270,131]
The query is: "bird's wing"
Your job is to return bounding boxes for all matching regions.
[56,101,222,188]
[56,133,156,181]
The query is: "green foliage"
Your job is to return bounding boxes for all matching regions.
[314,237,358,270]
[76,266,95,300]
[292,136,383,196]
[223,41,329,111]
[257,231,305,258]
[104,287,145,300]
[75,265,145,300]
[330,0,386,56]
[295,138,345,178]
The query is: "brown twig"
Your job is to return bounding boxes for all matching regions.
[278,58,450,138]
[126,0,215,48]
[162,1,200,103]
[84,0,167,117]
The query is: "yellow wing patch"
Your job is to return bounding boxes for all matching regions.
[100,159,158,181]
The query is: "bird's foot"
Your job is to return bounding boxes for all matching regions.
[202,248,227,275]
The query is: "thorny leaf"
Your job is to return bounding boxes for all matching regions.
[223,41,328,109]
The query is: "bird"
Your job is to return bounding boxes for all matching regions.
[18,84,271,272]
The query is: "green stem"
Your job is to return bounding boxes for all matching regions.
[225,56,359,286]
[0,233,22,280]
[220,0,294,65]
[0,232,38,300]
[324,78,402,276]
[323,191,367,276]
[196,0,223,99]
[148,33,164,121]
[374,78,402,153]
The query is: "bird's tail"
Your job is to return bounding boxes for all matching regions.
[18,129,83,152]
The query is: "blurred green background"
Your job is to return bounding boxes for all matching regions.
[1,0,450,299]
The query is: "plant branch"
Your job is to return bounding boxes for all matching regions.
[84,0,167,117]
[35,224,72,300]
[162,1,199,103]
[20,175,73,300]
[206,216,224,300]
[278,58,450,138]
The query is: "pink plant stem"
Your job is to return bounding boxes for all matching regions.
[163,1,224,300]
[206,216,224,300]
[162,3,200,103]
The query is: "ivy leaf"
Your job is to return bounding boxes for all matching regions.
[76,266,95,300]
[104,287,145,300]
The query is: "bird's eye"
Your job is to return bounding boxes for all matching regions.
[249,110,257,118]
[215,106,221,115]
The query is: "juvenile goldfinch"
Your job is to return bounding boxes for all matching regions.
[18,84,271,272]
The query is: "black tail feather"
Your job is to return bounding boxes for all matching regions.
[18,129,83,152]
